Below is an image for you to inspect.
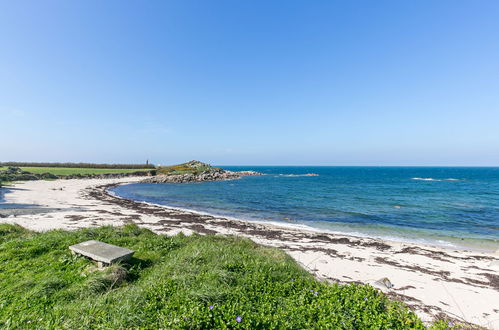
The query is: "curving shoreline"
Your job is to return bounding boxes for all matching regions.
[110,182,498,253]
[1,177,498,328]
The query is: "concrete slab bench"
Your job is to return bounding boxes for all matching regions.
[69,240,135,268]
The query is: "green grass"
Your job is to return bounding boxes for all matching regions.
[158,165,210,175]
[0,167,151,176]
[157,162,216,176]
[0,224,454,329]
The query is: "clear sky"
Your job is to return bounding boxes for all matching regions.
[1,1,498,166]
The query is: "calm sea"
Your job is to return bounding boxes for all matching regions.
[110,167,499,251]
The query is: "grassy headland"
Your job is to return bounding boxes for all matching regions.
[157,160,217,175]
[0,224,440,329]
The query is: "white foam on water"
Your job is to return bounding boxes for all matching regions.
[412,177,440,181]
[411,177,461,182]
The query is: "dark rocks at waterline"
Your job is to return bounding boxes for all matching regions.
[142,170,262,184]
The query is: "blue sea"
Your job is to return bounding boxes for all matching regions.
[110,167,499,251]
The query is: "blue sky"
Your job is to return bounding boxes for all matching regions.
[1,1,498,165]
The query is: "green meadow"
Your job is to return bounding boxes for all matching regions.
[0,167,151,176]
[0,224,452,329]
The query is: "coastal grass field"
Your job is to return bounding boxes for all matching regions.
[0,166,152,176]
[0,224,448,329]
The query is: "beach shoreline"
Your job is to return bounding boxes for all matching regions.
[109,185,498,254]
[1,178,498,328]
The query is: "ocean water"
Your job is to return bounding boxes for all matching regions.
[110,167,499,251]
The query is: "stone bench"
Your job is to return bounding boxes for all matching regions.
[69,240,135,268]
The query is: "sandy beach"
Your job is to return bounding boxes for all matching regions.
[1,178,498,328]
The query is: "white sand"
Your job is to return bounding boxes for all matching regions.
[1,178,498,328]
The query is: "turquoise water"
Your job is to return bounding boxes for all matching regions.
[110,167,499,251]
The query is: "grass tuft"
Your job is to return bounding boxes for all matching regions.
[86,264,128,294]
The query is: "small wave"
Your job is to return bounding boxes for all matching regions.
[279,173,319,177]
[412,177,440,181]
[411,177,461,182]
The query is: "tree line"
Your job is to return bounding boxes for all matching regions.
[0,162,156,169]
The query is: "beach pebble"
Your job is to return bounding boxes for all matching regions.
[372,277,393,291]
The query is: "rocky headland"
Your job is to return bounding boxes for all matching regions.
[142,160,262,184]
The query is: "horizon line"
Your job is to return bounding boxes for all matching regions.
[216,164,499,167]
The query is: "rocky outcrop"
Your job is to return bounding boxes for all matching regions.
[142,163,262,184]
[237,171,263,176]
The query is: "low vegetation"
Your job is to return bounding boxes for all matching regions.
[10,167,153,176]
[0,166,154,186]
[0,162,155,169]
[157,160,218,176]
[0,224,450,329]
[0,160,217,186]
